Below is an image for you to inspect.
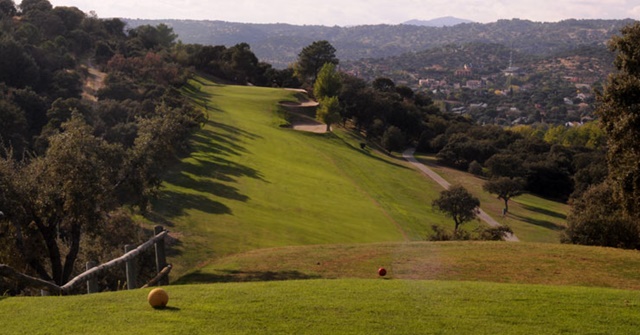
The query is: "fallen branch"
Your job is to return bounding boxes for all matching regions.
[0,264,61,295]
[141,264,173,288]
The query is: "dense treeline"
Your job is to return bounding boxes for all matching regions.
[0,0,206,294]
[332,69,606,202]
[172,42,300,87]
[0,0,310,295]
[563,22,640,249]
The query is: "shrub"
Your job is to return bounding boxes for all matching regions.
[468,160,483,176]
[428,225,452,241]
[427,225,471,241]
[562,183,640,249]
[476,225,513,241]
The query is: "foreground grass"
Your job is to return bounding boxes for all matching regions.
[182,241,640,290]
[2,279,640,334]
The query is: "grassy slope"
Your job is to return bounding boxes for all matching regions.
[2,280,640,334]
[150,77,570,279]
[154,78,450,277]
[415,154,569,243]
[185,241,640,289]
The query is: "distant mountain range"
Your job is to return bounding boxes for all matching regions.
[403,17,474,27]
[125,18,636,68]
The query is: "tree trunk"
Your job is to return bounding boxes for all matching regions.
[503,198,509,213]
[326,123,331,132]
[34,218,63,285]
[61,223,81,284]
[13,223,52,282]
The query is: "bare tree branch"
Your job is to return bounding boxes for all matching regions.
[0,264,62,294]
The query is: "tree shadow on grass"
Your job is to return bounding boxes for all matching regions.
[182,81,217,109]
[511,213,565,231]
[174,269,321,284]
[520,204,567,220]
[154,190,232,219]
[170,172,250,202]
[191,129,249,157]
[339,129,414,170]
[179,156,266,184]
[359,147,412,170]
[187,120,264,167]
[164,236,183,258]
[142,212,175,228]
[300,130,411,170]
[139,213,184,257]
[207,119,263,141]
[153,117,266,222]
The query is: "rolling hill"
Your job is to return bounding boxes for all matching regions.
[403,17,474,27]
[4,77,640,335]
[149,76,569,280]
[125,18,634,68]
[152,77,447,277]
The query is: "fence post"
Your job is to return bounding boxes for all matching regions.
[86,261,99,294]
[154,225,168,285]
[125,244,137,289]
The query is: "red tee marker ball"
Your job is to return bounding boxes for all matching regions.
[378,267,387,276]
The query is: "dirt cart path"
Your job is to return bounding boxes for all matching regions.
[402,148,519,242]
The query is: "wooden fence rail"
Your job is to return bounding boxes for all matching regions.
[0,225,169,295]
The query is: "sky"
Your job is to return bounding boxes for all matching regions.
[47,0,640,26]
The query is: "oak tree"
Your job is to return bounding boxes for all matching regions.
[432,185,480,233]
[562,182,640,249]
[482,177,525,213]
[0,114,123,285]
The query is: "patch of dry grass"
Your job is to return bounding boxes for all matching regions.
[181,241,640,290]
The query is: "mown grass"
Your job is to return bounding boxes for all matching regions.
[149,77,572,280]
[153,77,451,278]
[183,241,640,290]
[414,154,568,243]
[2,279,640,334]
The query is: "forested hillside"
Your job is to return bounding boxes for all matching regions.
[0,0,208,294]
[127,18,634,68]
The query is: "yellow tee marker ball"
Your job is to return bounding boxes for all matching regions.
[147,288,169,308]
